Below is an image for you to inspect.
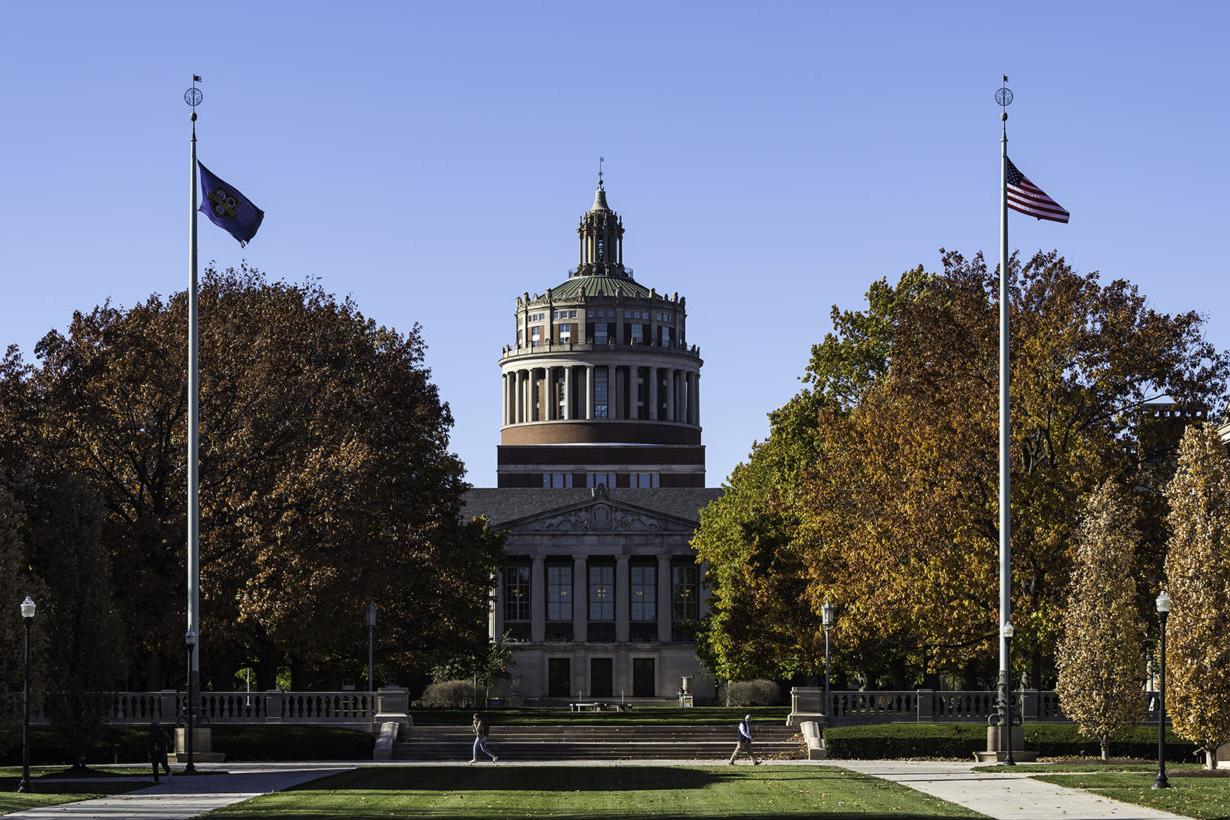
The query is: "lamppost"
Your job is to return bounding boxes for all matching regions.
[821,601,834,722]
[185,628,197,774]
[365,602,378,693]
[16,596,36,794]
[1153,590,1172,790]
[1002,622,1016,766]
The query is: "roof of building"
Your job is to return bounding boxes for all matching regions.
[463,487,722,527]
[545,273,653,301]
[592,180,609,211]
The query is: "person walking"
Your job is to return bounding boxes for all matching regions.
[728,713,761,765]
[470,712,498,763]
[148,720,173,782]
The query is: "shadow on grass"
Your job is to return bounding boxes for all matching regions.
[285,766,862,793]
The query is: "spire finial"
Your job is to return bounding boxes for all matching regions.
[598,156,604,188]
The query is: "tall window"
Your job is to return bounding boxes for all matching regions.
[659,325,671,347]
[630,323,645,344]
[671,564,699,625]
[558,324,572,343]
[503,565,531,621]
[596,238,605,260]
[543,472,573,488]
[594,367,609,419]
[630,564,656,621]
[530,326,541,346]
[629,472,659,489]
[594,323,608,344]
[588,565,614,621]
[547,564,572,621]
[635,368,647,419]
[556,373,567,419]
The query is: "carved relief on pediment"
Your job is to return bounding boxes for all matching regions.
[527,502,683,533]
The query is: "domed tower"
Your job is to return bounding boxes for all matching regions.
[497,178,704,488]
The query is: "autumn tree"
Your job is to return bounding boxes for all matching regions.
[695,250,1227,687]
[1163,423,1230,769]
[1,266,503,689]
[1055,481,1147,760]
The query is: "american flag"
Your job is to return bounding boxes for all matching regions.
[1006,157,1069,223]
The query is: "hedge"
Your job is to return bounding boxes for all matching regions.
[1,725,374,766]
[823,722,1199,761]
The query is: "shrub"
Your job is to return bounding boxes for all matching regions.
[419,680,480,708]
[723,680,781,707]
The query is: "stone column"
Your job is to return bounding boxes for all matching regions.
[665,370,675,423]
[657,555,672,643]
[693,372,701,426]
[648,367,658,420]
[563,366,572,420]
[612,366,623,420]
[531,556,545,643]
[615,556,630,643]
[573,556,587,643]
[586,365,595,419]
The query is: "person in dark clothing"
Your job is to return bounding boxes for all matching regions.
[728,714,762,765]
[149,720,173,782]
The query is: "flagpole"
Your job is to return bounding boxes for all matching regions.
[997,83,1012,740]
[186,77,201,773]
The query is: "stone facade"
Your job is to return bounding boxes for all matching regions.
[464,177,720,703]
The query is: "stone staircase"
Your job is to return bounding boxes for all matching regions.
[394,724,803,761]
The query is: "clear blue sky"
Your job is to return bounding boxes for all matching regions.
[2,2,1227,486]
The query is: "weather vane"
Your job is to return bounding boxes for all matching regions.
[185,75,203,113]
[995,75,1013,109]
[598,156,604,184]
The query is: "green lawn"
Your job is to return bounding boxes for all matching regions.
[208,765,986,819]
[412,707,788,726]
[0,773,144,815]
[973,760,1205,774]
[1034,769,1230,819]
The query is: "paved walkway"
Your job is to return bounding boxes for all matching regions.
[830,760,1191,820]
[6,766,350,820]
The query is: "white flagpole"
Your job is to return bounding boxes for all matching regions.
[997,86,1012,730]
[187,83,201,703]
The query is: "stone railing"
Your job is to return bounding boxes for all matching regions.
[789,687,1068,726]
[7,687,408,729]
[790,687,1153,726]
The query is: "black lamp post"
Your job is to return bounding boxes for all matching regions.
[16,596,36,794]
[365,602,378,693]
[821,601,834,722]
[185,628,197,774]
[1002,622,1016,766]
[1153,590,1172,790]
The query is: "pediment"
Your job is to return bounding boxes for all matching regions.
[501,491,698,534]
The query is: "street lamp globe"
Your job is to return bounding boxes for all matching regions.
[822,601,834,628]
[1002,622,1014,638]
[1155,591,1172,614]
[185,628,198,648]
[20,596,35,619]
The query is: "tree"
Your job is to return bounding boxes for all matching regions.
[28,475,126,769]
[1163,423,1230,769]
[2,265,503,688]
[1055,481,1147,760]
[695,250,1228,687]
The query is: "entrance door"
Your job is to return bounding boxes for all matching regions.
[548,658,571,698]
[590,658,613,698]
[632,658,655,697]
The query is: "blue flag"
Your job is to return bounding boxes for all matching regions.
[197,161,264,246]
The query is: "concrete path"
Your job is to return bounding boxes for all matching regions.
[6,766,349,820]
[830,760,1191,820]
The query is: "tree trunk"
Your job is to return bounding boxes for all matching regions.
[1207,748,1219,770]
[1099,735,1109,761]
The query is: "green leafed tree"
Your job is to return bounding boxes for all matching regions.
[1163,423,1230,769]
[1055,480,1147,760]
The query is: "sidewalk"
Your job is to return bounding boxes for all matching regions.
[830,760,1191,820]
[5,766,350,820]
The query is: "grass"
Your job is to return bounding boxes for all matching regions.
[0,772,144,815]
[1033,769,1230,819]
[412,707,789,726]
[207,765,988,819]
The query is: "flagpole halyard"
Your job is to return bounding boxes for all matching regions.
[185,76,201,769]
